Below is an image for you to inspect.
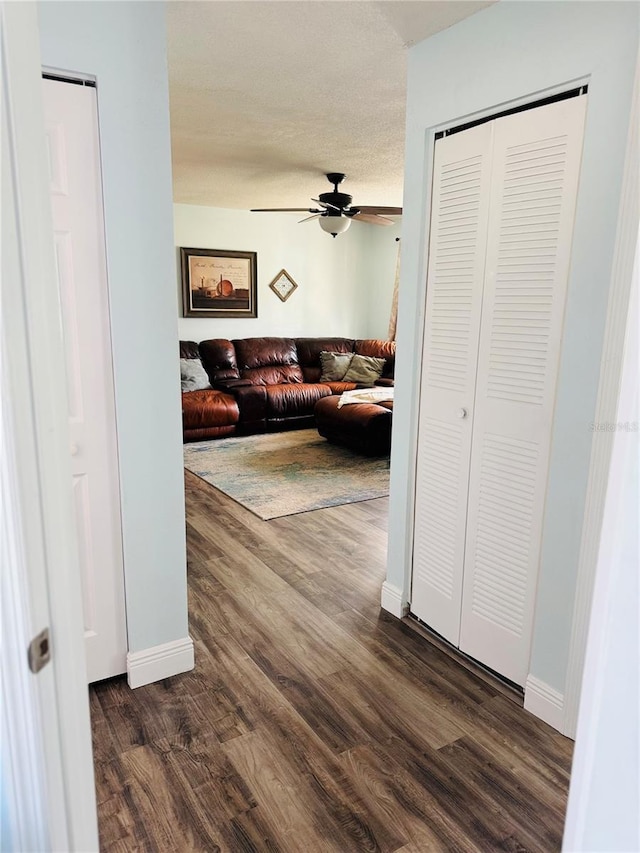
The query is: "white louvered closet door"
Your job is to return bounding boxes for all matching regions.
[411,123,494,644]
[459,96,588,685]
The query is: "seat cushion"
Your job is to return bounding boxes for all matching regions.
[181,390,239,431]
[320,380,359,395]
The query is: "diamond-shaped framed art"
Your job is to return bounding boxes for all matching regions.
[268,268,298,303]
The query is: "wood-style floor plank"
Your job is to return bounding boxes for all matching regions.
[90,469,573,852]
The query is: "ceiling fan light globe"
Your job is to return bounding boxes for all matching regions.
[319,216,351,237]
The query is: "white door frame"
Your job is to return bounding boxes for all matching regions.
[562,51,639,738]
[562,224,639,852]
[1,3,98,849]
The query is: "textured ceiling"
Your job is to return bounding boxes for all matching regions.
[166,1,494,211]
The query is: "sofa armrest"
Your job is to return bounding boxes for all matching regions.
[228,384,268,422]
[374,377,395,388]
[213,378,254,390]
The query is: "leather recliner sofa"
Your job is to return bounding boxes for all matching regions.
[180,336,395,442]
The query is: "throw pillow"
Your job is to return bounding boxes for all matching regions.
[342,354,385,386]
[180,358,211,392]
[319,351,354,382]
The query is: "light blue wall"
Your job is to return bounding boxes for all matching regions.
[387,1,639,693]
[38,2,189,653]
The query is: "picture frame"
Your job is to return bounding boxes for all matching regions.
[180,247,257,318]
[268,268,298,303]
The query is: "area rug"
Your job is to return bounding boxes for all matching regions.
[183,429,389,520]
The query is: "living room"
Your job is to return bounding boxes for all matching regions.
[177,204,402,486]
[4,1,638,851]
[171,5,406,559]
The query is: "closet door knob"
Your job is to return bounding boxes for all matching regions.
[71,443,79,456]
[457,408,468,419]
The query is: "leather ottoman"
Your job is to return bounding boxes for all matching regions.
[314,395,392,456]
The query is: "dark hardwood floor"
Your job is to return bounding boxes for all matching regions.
[90,470,573,852]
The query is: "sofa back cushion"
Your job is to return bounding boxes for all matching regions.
[296,337,355,382]
[198,338,241,382]
[180,340,201,360]
[188,336,396,387]
[355,339,396,379]
[233,337,304,385]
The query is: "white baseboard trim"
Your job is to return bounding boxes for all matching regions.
[127,636,195,689]
[380,581,409,618]
[524,675,565,733]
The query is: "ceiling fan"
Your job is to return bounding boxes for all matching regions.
[250,172,402,237]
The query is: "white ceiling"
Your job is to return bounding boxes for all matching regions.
[166,1,494,211]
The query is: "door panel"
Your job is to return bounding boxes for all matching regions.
[411,123,493,643]
[43,78,127,682]
[459,96,588,684]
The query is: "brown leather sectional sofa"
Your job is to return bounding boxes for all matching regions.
[180,336,395,443]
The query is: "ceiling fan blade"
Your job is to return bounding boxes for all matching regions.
[298,213,322,223]
[352,212,395,226]
[356,206,403,216]
[250,208,316,212]
[311,197,341,212]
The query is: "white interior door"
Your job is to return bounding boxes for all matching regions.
[459,96,588,685]
[2,4,98,846]
[43,77,127,683]
[411,122,493,644]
